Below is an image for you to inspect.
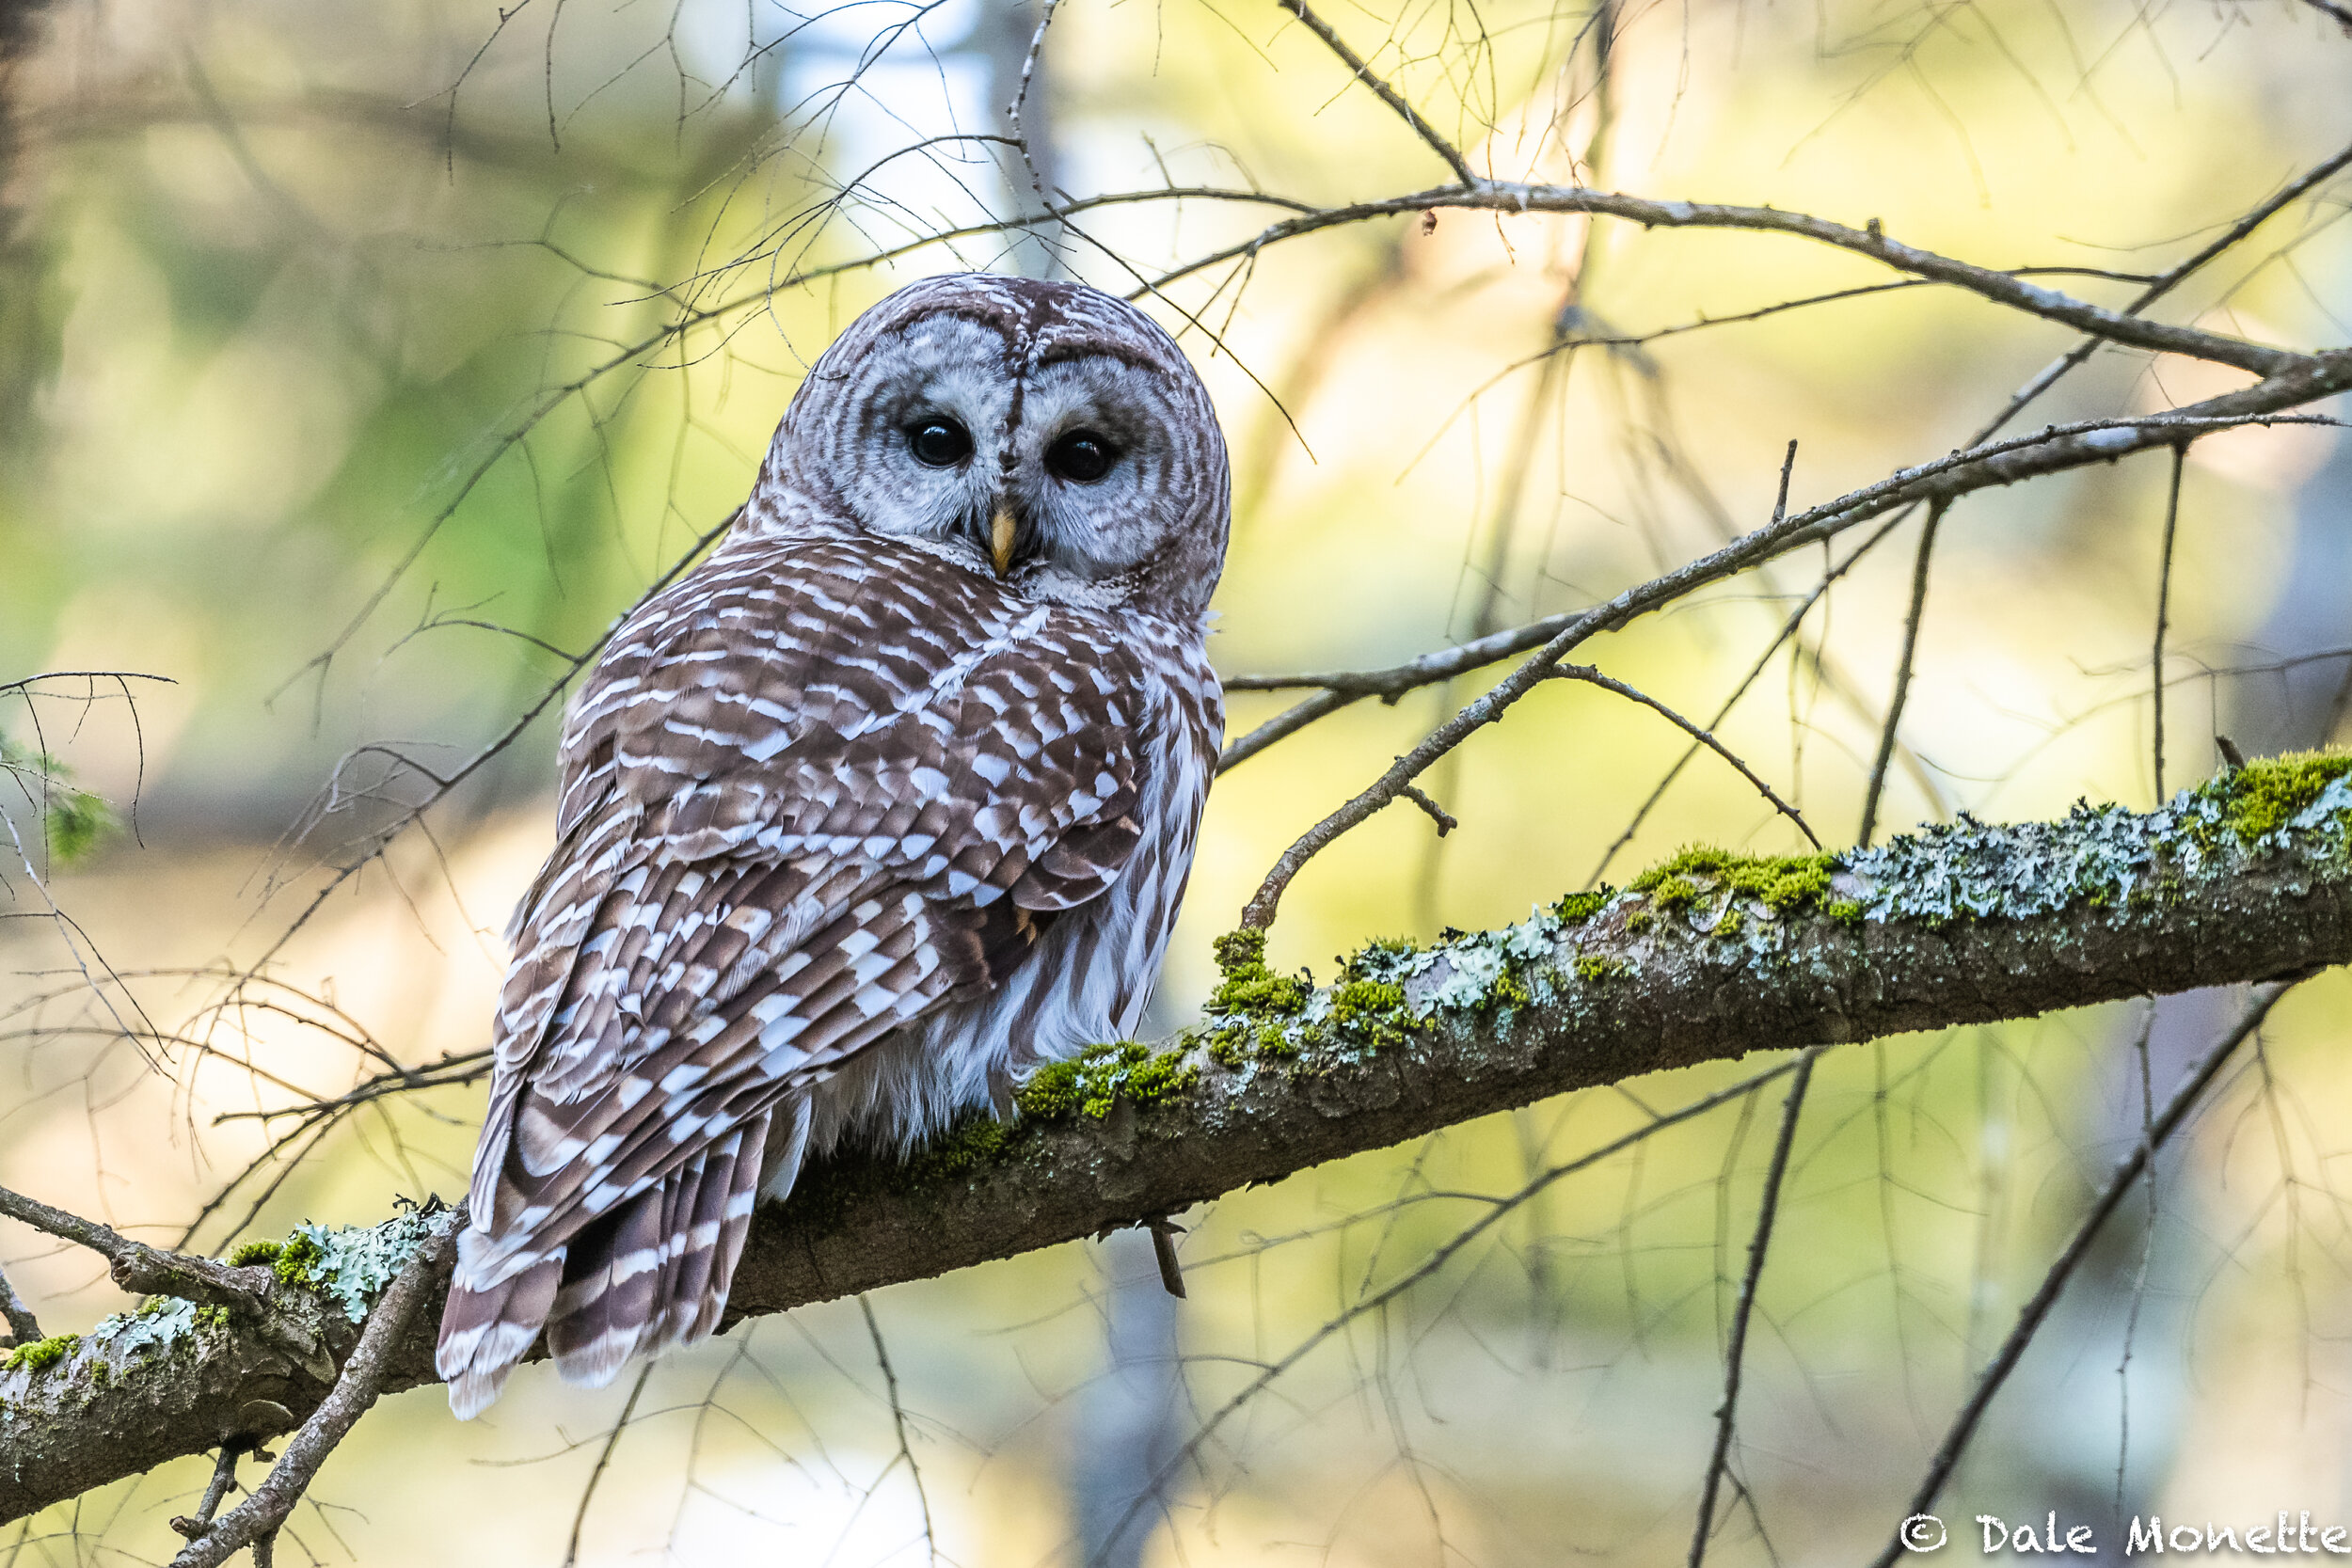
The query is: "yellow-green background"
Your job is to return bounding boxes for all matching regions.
[4,0,2351,1561]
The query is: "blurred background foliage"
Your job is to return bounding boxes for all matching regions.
[3,0,2352,1562]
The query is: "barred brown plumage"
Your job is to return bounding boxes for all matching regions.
[436,275,1231,1418]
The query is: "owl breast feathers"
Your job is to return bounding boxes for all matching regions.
[437,275,1229,1418]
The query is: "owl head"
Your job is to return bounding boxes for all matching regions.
[748,274,1232,623]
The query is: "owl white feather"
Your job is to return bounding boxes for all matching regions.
[436,275,1230,1418]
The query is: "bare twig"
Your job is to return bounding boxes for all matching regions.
[561,1365,651,1568]
[1857,499,1950,847]
[1236,411,2344,927]
[168,1442,252,1541]
[1397,782,1457,836]
[1862,983,2294,1568]
[2112,1006,2161,1524]
[0,670,177,700]
[1273,0,1477,186]
[210,1049,493,1124]
[859,1296,939,1566]
[167,1220,454,1568]
[1586,512,1915,886]
[1548,664,1821,849]
[0,1182,268,1315]
[1978,135,2352,441]
[1004,0,1062,238]
[1093,1053,1809,1556]
[1146,1217,1187,1299]
[1219,409,2352,777]
[1689,1048,1819,1568]
[2153,445,2187,803]
[0,1263,39,1346]
[1152,182,2302,376]
[2294,0,2352,41]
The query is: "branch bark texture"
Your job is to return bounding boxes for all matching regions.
[4,756,2350,1523]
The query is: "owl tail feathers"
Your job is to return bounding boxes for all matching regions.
[438,1112,787,1418]
[529,1117,776,1399]
[437,1229,563,1421]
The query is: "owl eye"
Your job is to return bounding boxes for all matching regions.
[1045,430,1117,483]
[907,419,972,467]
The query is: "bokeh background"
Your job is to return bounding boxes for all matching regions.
[4,0,2352,1562]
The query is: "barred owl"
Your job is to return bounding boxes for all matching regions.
[436,275,1230,1418]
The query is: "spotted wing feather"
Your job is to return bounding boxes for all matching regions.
[437,536,1150,1417]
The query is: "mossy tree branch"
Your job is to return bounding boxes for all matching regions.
[4,755,2352,1526]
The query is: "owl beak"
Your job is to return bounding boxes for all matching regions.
[988,504,1018,578]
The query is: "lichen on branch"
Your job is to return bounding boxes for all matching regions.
[5,753,2350,1526]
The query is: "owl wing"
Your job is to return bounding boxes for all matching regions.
[438,536,1152,1414]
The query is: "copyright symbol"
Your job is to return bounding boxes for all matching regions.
[1901,1515,1947,1552]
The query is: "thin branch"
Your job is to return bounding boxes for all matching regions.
[1094,1054,1811,1558]
[1397,782,1457,836]
[1235,410,2350,927]
[167,1219,455,1568]
[0,1183,265,1314]
[168,1443,252,1542]
[210,1049,493,1124]
[2153,445,2187,803]
[561,1366,651,1568]
[1150,182,2305,377]
[859,1296,938,1566]
[0,671,178,699]
[1004,0,1061,227]
[1219,409,2352,776]
[1689,1048,1819,1568]
[1587,513,1915,886]
[1553,273,2155,354]
[1978,135,2352,441]
[1548,664,1821,848]
[1273,0,1477,186]
[1863,983,2294,1568]
[1858,499,1950,847]
[2297,0,2352,33]
[0,1263,39,1346]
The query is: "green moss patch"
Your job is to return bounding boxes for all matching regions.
[1204,927,1324,1062]
[1644,873,1699,911]
[272,1230,324,1289]
[1632,847,1836,915]
[1551,888,1613,923]
[2206,751,2352,843]
[2,1333,79,1376]
[1206,928,1311,1019]
[1018,1040,1200,1121]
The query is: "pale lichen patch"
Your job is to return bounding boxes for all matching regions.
[88,1297,200,1356]
[277,1211,446,1323]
